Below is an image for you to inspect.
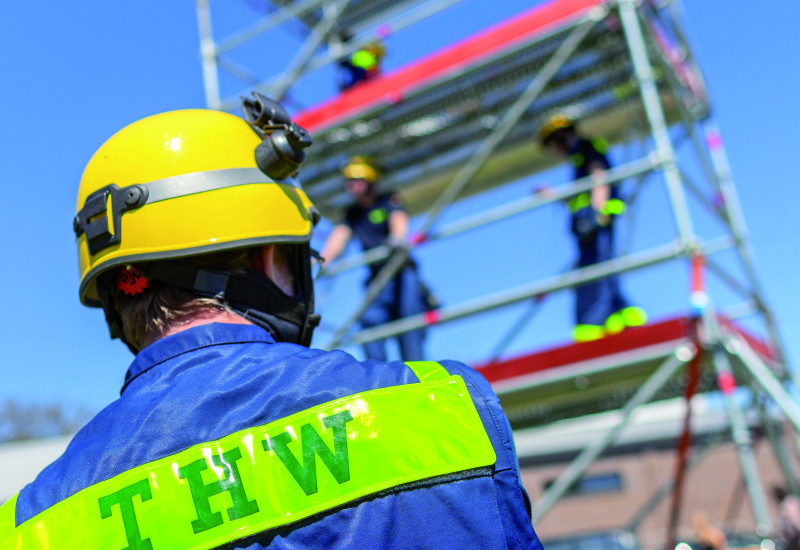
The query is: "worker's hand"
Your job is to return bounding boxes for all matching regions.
[310,250,326,279]
[310,249,325,265]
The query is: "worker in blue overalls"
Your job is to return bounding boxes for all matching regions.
[321,156,429,361]
[337,38,386,91]
[0,99,543,549]
[539,114,647,342]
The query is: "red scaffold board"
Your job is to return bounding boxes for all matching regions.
[475,315,778,386]
[295,0,604,132]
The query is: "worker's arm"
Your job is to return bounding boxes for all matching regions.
[320,224,353,264]
[388,210,409,245]
[589,165,610,225]
[387,194,409,245]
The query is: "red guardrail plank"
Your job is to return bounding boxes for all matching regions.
[295,0,603,132]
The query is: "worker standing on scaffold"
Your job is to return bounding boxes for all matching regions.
[337,36,386,91]
[0,96,542,549]
[539,114,647,342]
[321,156,431,361]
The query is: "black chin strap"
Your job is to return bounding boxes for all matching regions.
[97,247,321,353]
[143,262,320,347]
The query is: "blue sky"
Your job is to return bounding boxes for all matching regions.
[0,0,798,413]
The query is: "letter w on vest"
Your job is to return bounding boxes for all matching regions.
[265,410,353,497]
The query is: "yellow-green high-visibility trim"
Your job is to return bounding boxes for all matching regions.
[0,375,495,550]
[604,307,648,336]
[567,193,591,213]
[350,50,378,70]
[600,198,626,216]
[604,312,626,335]
[367,208,388,225]
[569,153,585,167]
[405,361,449,383]
[573,324,605,342]
[620,306,647,327]
[0,494,15,534]
[591,137,609,154]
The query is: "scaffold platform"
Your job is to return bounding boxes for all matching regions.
[476,315,781,430]
[294,0,707,218]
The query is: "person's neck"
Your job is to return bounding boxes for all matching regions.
[147,310,252,347]
[357,192,376,207]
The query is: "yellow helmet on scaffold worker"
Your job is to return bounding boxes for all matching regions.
[538,113,575,146]
[350,41,387,72]
[365,41,386,60]
[342,155,381,184]
[74,93,320,348]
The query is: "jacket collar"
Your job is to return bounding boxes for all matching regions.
[121,323,275,394]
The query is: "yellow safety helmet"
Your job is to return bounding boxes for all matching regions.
[364,41,386,61]
[341,155,381,184]
[538,114,575,146]
[75,108,316,307]
[74,106,321,348]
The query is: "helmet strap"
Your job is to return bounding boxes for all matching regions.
[98,244,321,353]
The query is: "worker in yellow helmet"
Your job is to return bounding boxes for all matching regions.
[321,155,433,361]
[538,114,646,342]
[0,94,542,549]
[337,32,386,91]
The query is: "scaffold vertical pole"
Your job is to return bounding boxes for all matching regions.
[688,247,773,535]
[731,335,800,437]
[640,8,789,374]
[618,0,695,247]
[703,119,790,370]
[709,339,773,534]
[666,297,703,546]
[196,0,221,110]
[754,396,800,499]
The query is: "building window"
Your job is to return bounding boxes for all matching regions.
[543,472,623,496]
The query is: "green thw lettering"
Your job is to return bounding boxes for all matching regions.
[178,446,259,534]
[98,478,153,550]
[265,410,354,496]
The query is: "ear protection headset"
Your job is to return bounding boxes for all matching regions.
[242,92,313,181]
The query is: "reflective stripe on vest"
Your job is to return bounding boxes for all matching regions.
[0,362,495,549]
[567,194,626,215]
[600,198,626,216]
[567,192,591,213]
[350,50,377,71]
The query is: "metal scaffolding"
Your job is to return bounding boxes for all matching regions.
[195,0,795,545]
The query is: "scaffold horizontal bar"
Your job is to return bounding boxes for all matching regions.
[321,154,661,277]
[221,0,472,111]
[705,257,755,302]
[341,241,677,347]
[340,236,737,347]
[720,301,759,322]
[217,0,327,56]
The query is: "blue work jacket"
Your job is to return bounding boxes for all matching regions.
[3,323,542,549]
